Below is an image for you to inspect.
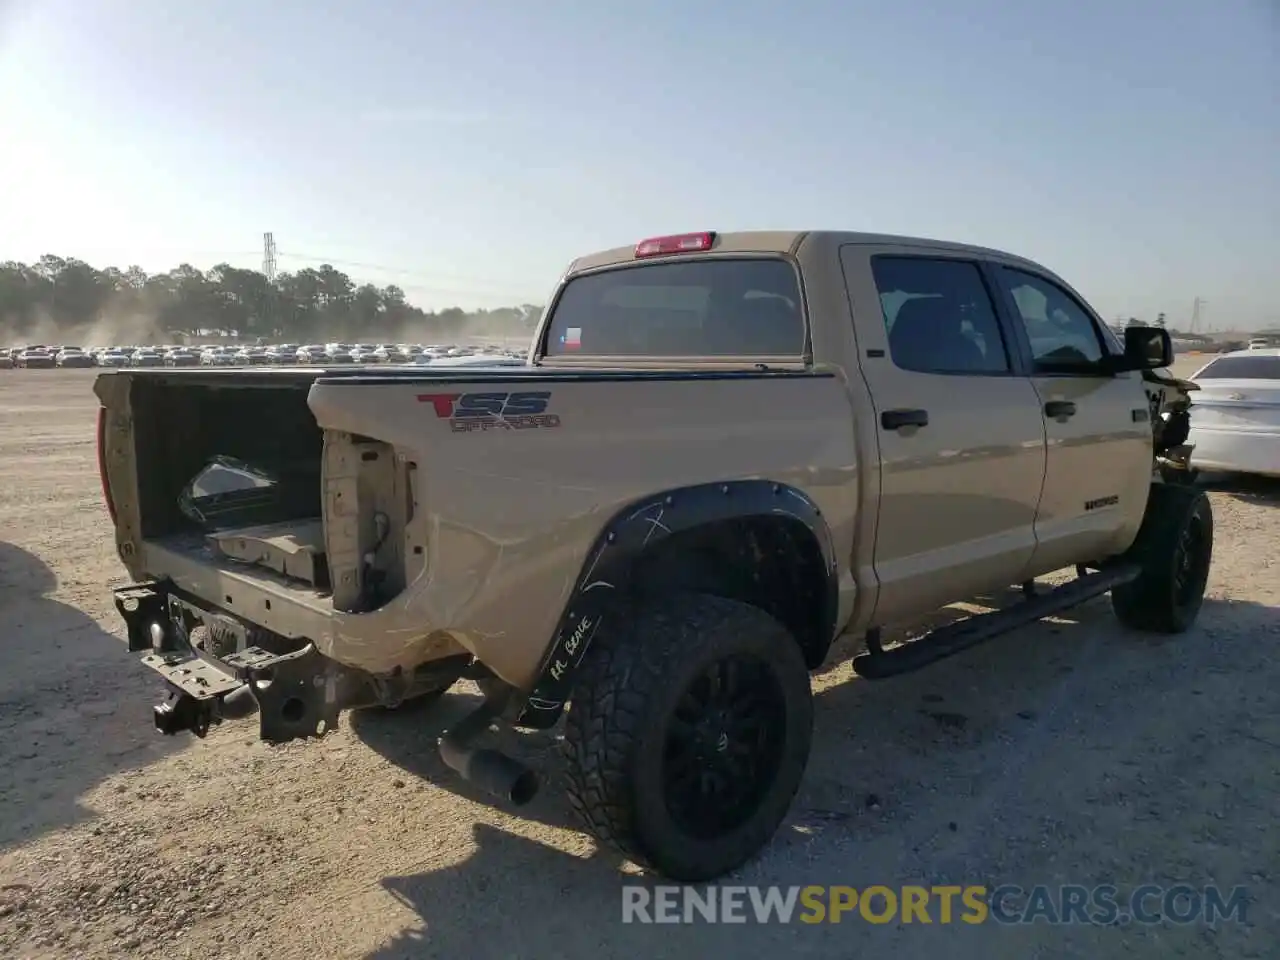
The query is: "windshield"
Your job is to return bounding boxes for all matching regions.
[1195,356,1280,380]
[542,258,805,358]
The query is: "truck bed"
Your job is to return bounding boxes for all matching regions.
[96,363,858,685]
[142,531,334,632]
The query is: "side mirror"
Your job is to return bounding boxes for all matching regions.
[1117,325,1173,371]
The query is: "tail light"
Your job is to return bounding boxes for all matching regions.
[97,406,118,524]
[634,232,717,258]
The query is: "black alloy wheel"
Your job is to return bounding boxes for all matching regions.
[662,654,789,841]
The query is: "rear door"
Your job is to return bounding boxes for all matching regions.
[988,265,1153,573]
[840,246,1048,624]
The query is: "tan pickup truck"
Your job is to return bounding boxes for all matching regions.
[95,230,1208,881]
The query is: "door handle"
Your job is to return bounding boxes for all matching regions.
[1044,400,1077,419]
[881,408,929,430]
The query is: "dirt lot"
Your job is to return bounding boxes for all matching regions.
[1,366,1276,960]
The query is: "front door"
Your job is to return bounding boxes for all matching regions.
[841,247,1049,625]
[989,265,1153,574]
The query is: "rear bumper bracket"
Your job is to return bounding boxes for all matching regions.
[113,580,369,742]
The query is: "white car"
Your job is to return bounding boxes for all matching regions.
[16,346,56,368]
[323,343,356,363]
[163,347,201,367]
[264,344,299,364]
[348,344,385,363]
[234,346,272,366]
[1187,348,1280,478]
[365,344,406,363]
[130,348,165,367]
[294,345,327,364]
[55,346,95,368]
[200,346,238,366]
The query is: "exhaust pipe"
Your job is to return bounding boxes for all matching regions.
[219,685,261,720]
[438,695,539,806]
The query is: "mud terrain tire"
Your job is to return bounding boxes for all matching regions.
[563,593,813,881]
[1111,483,1214,633]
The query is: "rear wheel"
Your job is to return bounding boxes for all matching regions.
[1111,484,1214,633]
[563,593,813,881]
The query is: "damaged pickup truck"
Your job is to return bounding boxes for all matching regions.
[95,230,1208,881]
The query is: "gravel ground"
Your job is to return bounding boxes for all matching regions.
[1,366,1276,960]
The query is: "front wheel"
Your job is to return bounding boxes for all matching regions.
[1111,484,1214,633]
[563,593,813,882]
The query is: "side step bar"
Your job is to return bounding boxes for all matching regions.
[852,563,1141,680]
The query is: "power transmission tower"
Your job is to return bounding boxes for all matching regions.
[261,232,278,341]
[262,232,278,282]
[1189,296,1206,333]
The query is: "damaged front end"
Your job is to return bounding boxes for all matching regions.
[1144,366,1199,482]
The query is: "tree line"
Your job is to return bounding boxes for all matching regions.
[0,255,543,344]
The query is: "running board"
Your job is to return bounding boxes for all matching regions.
[852,564,1142,680]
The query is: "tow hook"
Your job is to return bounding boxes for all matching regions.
[154,693,213,738]
[153,685,258,738]
[115,582,368,743]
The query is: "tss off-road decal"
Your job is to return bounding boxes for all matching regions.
[417,391,562,433]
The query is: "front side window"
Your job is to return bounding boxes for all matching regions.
[543,258,804,357]
[870,256,1011,374]
[997,268,1105,368]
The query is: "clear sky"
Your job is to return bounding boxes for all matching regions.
[0,0,1276,329]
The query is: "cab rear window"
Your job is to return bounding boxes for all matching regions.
[542,258,805,357]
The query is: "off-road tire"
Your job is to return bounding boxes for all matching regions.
[563,592,813,882]
[1111,483,1214,633]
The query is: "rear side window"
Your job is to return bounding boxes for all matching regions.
[870,257,1011,374]
[543,258,804,357]
[1195,356,1280,379]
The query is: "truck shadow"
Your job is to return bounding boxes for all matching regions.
[349,686,578,834]
[0,540,181,850]
[349,584,1043,825]
[1198,473,1280,506]
[354,589,1279,960]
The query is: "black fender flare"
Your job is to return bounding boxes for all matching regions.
[515,479,838,728]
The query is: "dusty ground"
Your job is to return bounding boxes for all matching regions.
[0,366,1276,960]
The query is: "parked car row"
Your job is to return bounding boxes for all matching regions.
[193,342,523,366]
[2,341,527,369]
[0,345,101,368]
